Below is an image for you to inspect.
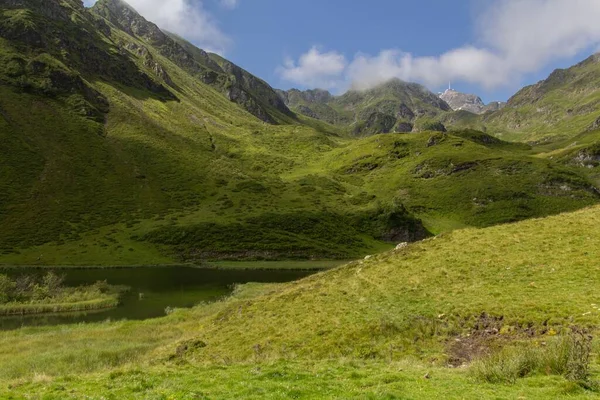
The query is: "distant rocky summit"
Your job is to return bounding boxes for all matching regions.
[439,89,505,115]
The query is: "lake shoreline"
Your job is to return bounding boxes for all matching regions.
[0,260,349,271]
[0,297,121,316]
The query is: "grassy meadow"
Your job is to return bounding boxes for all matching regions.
[2,205,600,397]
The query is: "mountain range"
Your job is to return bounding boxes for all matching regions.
[0,0,599,266]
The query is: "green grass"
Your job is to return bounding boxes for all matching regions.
[4,360,598,399]
[0,296,120,316]
[3,206,600,397]
[4,2,600,397]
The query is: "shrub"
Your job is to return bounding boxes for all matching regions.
[470,329,593,385]
[0,274,16,303]
[565,327,593,382]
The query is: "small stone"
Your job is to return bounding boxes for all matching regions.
[395,242,409,250]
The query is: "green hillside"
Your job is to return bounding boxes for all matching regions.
[1,0,599,266]
[3,205,600,398]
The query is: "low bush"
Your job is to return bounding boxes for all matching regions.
[470,329,593,385]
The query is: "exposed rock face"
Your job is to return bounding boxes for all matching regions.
[481,101,507,113]
[210,54,293,119]
[587,116,600,132]
[278,88,334,105]
[439,89,507,115]
[395,122,414,133]
[352,112,397,135]
[439,89,485,114]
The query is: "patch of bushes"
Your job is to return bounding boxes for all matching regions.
[141,204,429,260]
[470,329,595,386]
[140,212,368,260]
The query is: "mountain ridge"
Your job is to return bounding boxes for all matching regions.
[90,0,294,123]
[277,78,452,134]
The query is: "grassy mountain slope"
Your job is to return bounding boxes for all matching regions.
[0,0,426,263]
[3,205,600,397]
[1,0,599,266]
[292,130,599,232]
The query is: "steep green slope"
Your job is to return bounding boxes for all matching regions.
[0,0,425,263]
[3,206,600,397]
[278,79,452,135]
[90,0,293,124]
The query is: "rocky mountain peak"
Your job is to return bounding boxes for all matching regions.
[92,0,167,44]
[439,89,484,113]
[439,89,506,115]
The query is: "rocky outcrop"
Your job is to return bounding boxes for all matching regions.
[395,122,414,133]
[481,101,506,113]
[353,112,397,136]
[439,89,506,115]
[211,54,293,119]
[278,88,334,106]
[439,89,484,113]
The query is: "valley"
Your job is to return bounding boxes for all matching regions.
[2,0,600,398]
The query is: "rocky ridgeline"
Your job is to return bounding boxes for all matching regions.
[91,0,292,123]
[439,89,506,115]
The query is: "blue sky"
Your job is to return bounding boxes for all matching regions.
[85,0,600,103]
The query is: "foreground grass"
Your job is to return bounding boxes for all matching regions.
[4,361,598,399]
[2,206,600,397]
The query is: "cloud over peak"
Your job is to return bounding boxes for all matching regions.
[278,47,347,90]
[278,0,600,92]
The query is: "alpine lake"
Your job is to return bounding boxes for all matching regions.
[0,262,343,330]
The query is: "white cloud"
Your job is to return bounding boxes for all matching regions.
[84,0,231,54]
[277,46,347,90]
[126,0,231,54]
[219,0,238,9]
[280,0,600,92]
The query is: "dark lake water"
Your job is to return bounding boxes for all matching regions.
[0,266,313,330]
